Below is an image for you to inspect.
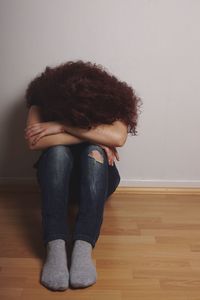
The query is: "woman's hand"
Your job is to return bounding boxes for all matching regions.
[24,121,65,145]
[97,144,120,166]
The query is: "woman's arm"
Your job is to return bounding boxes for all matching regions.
[62,120,128,148]
[25,106,85,150]
[29,133,84,151]
[25,105,128,150]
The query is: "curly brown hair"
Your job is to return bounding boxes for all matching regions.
[25,60,143,135]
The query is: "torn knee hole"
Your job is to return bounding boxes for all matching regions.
[88,150,104,164]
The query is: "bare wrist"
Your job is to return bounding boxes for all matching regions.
[59,121,67,132]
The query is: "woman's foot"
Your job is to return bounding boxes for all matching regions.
[40,239,69,291]
[69,240,97,288]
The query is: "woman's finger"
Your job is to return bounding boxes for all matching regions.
[113,148,120,161]
[25,127,44,138]
[98,144,117,166]
[109,152,115,166]
[26,124,42,132]
[115,151,120,161]
[24,123,41,130]
[106,148,116,166]
[105,150,113,166]
[32,132,45,145]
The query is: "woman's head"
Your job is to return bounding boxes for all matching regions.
[25,60,142,135]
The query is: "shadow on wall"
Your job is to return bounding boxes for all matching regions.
[1,97,40,183]
[0,97,45,258]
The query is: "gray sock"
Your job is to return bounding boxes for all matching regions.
[40,239,69,291]
[69,240,97,288]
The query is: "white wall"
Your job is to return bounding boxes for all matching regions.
[0,0,199,187]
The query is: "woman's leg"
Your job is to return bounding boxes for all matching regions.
[36,145,74,245]
[69,143,120,288]
[36,145,74,291]
[73,143,120,246]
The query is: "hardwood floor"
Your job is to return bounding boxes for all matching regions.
[1,189,200,299]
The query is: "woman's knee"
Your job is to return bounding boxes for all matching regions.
[81,144,107,165]
[40,145,73,166]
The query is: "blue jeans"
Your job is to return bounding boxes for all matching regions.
[33,141,121,248]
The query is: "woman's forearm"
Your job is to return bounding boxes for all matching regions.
[62,122,122,147]
[29,132,85,151]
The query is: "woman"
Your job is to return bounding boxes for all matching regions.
[24,60,142,291]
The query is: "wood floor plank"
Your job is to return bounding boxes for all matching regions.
[1,190,200,299]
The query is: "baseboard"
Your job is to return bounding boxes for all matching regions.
[116,186,200,195]
[0,177,200,195]
[120,179,200,188]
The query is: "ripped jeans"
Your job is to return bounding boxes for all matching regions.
[33,141,121,248]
